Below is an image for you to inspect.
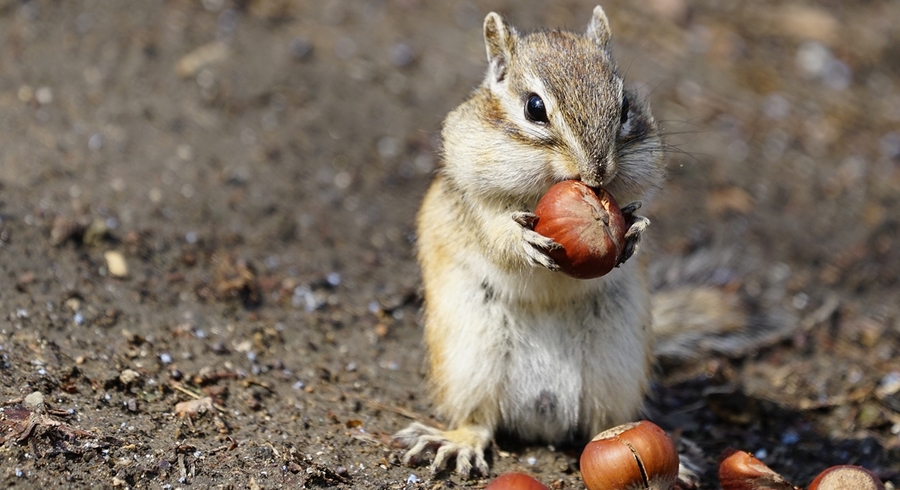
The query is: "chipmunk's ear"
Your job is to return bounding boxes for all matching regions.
[586,6,612,47]
[484,12,515,83]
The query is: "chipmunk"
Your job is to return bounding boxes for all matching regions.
[393,5,792,477]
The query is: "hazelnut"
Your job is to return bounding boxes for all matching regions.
[533,180,628,279]
[485,472,549,490]
[717,448,797,490]
[580,420,679,490]
[808,465,884,490]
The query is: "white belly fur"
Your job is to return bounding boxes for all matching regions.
[427,252,652,444]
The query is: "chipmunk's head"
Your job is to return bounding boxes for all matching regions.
[448,6,664,204]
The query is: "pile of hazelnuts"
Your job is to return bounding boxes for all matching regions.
[485,420,886,490]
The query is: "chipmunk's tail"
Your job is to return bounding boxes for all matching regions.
[649,249,797,363]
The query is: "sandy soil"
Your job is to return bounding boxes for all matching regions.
[1,0,899,488]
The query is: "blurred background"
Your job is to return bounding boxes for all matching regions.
[1,0,899,487]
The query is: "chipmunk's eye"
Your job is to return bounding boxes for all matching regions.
[525,94,548,123]
[620,94,630,125]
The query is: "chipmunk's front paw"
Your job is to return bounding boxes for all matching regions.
[512,211,562,271]
[618,202,649,267]
[393,422,490,477]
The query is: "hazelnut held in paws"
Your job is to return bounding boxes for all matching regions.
[533,180,628,279]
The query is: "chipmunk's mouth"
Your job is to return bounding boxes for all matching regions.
[551,175,608,195]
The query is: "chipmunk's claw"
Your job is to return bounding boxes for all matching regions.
[618,202,649,267]
[513,211,563,271]
[393,422,490,477]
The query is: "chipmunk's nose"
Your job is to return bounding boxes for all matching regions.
[580,153,616,188]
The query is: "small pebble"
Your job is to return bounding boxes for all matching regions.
[367,301,381,314]
[88,133,105,151]
[781,430,800,445]
[388,43,415,67]
[119,368,140,385]
[35,86,53,105]
[18,85,33,103]
[290,37,313,60]
[292,285,323,312]
[876,371,900,398]
[796,41,831,77]
[326,272,341,287]
[104,250,129,278]
[159,352,173,364]
[23,391,44,407]
[791,292,809,310]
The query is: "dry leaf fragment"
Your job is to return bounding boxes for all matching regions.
[174,397,215,418]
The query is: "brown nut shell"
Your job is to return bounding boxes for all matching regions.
[808,465,884,490]
[717,448,797,490]
[485,472,549,490]
[580,420,679,490]
[533,180,628,279]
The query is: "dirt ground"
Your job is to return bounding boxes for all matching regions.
[1,1,899,488]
